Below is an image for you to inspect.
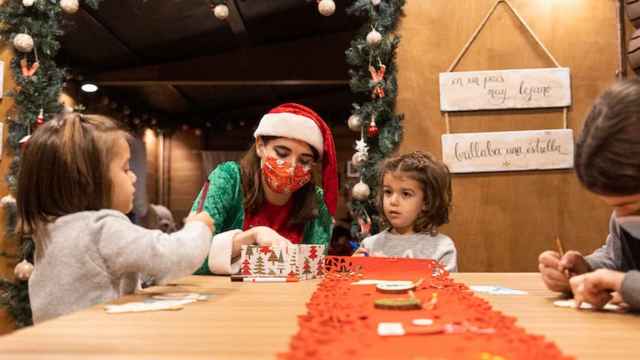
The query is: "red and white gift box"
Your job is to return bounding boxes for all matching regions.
[238,244,325,280]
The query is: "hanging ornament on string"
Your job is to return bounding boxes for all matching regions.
[347,113,362,132]
[13,33,34,53]
[1,194,16,208]
[212,3,229,20]
[351,138,369,167]
[368,113,379,138]
[20,57,39,78]
[14,259,34,281]
[366,27,382,46]
[317,0,335,16]
[371,0,381,6]
[369,63,386,99]
[357,212,372,236]
[60,0,79,14]
[352,180,371,201]
[36,109,45,125]
[19,135,31,151]
[22,0,34,7]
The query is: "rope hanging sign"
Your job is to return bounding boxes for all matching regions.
[438,0,574,174]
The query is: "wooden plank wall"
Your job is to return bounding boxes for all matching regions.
[396,0,626,271]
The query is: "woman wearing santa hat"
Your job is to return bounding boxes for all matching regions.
[191,103,338,275]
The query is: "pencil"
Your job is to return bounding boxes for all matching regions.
[196,180,210,212]
[230,276,299,283]
[555,236,565,257]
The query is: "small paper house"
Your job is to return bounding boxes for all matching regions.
[238,244,325,280]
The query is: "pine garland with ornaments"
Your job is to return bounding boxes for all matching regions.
[345,0,405,240]
[0,0,103,328]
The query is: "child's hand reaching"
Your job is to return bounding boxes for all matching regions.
[185,212,214,233]
[538,250,591,293]
[569,269,625,309]
[352,247,369,257]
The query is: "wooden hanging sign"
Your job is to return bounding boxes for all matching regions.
[441,129,574,173]
[439,68,571,111]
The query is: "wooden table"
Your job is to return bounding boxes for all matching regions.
[0,273,637,359]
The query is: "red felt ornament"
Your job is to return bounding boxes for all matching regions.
[19,135,31,152]
[367,114,379,138]
[20,58,39,78]
[368,64,386,99]
[36,109,44,125]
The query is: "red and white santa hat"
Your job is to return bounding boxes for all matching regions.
[254,103,338,216]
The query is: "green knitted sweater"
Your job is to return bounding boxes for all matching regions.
[191,161,332,275]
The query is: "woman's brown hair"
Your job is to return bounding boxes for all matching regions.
[17,112,128,240]
[377,151,452,235]
[575,79,640,196]
[239,136,320,224]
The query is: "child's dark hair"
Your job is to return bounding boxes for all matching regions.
[377,151,452,235]
[17,112,128,240]
[575,79,640,196]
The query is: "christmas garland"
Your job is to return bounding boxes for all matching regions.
[0,0,103,328]
[345,0,405,240]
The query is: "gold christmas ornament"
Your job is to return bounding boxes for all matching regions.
[14,260,34,281]
[366,29,382,46]
[60,0,80,14]
[213,4,229,20]
[352,181,371,201]
[13,33,34,53]
[318,0,335,16]
[347,114,362,132]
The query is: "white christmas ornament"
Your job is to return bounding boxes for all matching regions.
[352,181,371,200]
[371,0,381,5]
[318,0,335,16]
[352,152,367,167]
[366,29,382,46]
[14,260,34,281]
[13,33,34,53]
[60,0,79,14]
[348,114,362,132]
[22,0,35,7]
[0,194,16,207]
[214,4,229,20]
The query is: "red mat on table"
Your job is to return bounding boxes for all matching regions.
[278,256,572,360]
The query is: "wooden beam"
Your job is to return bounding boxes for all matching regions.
[93,31,352,84]
[226,0,250,46]
[80,7,143,63]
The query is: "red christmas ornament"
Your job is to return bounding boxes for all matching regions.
[36,109,44,125]
[367,115,379,137]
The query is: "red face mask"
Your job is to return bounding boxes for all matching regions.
[262,156,312,194]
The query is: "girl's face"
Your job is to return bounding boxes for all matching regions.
[109,137,137,214]
[382,171,425,235]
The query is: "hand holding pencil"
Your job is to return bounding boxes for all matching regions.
[538,236,591,293]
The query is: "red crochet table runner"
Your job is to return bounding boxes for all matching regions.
[279,256,572,360]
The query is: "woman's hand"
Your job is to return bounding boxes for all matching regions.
[252,226,292,248]
[231,226,292,258]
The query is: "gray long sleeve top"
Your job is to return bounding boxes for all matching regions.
[360,230,458,272]
[29,210,211,323]
[585,213,640,309]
